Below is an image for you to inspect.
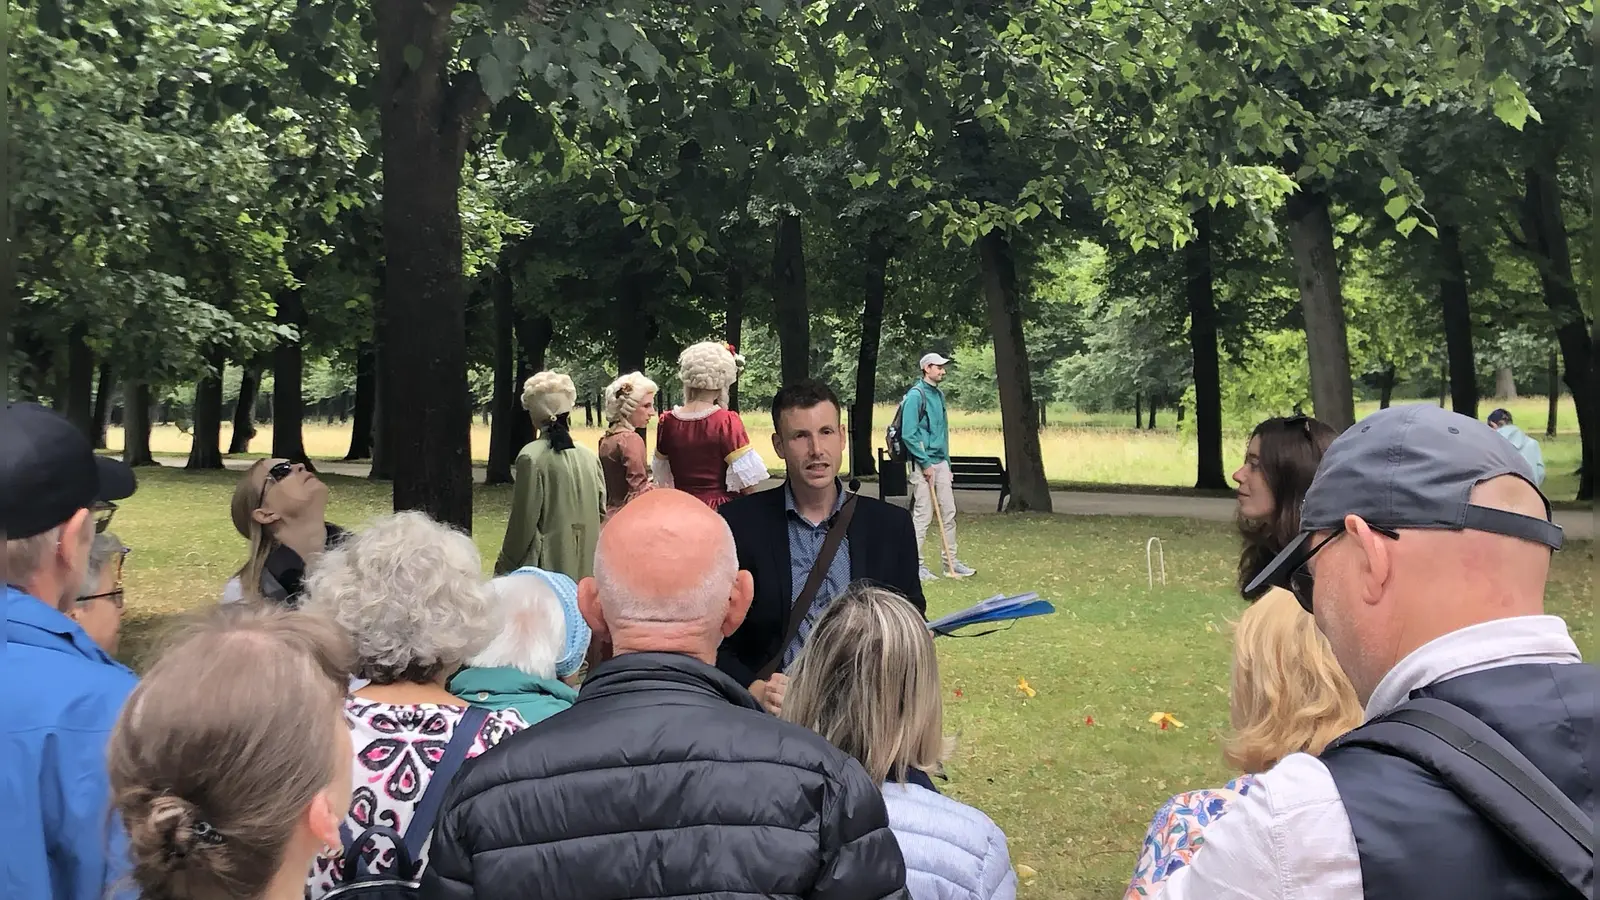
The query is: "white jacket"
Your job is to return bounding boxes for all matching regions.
[882,782,1017,900]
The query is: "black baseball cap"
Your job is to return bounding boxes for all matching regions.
[0,402,138,539]
[1245,404,1563,597]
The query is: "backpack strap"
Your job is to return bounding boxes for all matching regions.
[402,705,490,864]
[1327,696,1592,897]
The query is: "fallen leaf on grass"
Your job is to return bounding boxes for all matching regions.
[1016,677,1037,698]
[1148,711,1184,730]
[953,688,963,698]
[1084,715,1095,726]
[1014,864,1037,883]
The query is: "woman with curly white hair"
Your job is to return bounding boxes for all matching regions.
[653,341,767,509]
[300,511,527,898]
[598,371,658,517]
[496,371,607,579]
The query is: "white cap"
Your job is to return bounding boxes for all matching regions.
[919,352,952,370]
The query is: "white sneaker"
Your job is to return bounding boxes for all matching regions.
[950,561,976,577]
[919,566,939,582]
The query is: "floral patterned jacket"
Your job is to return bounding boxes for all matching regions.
[1124,775,1260,898]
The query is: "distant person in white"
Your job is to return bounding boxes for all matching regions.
[1487,408,1545,485]
[1156,404,1583,900]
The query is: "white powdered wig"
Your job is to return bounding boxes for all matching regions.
[521,371,577,424]
[604,372,659,426]
[677,342,742,406]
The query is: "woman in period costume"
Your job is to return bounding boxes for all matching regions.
[652,341,767,510]
[598,371,659,517]
[496,372,607,580]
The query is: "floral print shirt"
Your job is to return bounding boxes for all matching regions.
[1124,775,1260,899]
[306,699,527,898]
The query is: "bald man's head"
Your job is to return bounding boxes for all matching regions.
[580,491,753,661]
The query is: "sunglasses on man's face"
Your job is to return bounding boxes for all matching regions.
[1290,523,1401,613]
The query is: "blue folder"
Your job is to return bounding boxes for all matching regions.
[928,592,1056,636]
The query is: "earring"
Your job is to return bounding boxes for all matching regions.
[319,844,343,860]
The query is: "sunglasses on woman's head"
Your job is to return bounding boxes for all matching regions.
[1289,523,1401,613]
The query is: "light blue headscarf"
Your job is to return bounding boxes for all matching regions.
[504,566,591,678]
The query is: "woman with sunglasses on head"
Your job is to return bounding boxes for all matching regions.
[1124,415,1362,898]
[223,459,347,607]
[71,532,130,655]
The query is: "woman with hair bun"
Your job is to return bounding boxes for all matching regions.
[598,371,659,517]
[652,341,767,510]
[496,371,607,579]
[108,603,356,900]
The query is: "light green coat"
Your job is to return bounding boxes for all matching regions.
[496,437,607,580]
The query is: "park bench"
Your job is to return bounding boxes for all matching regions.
[877,451,1012,512]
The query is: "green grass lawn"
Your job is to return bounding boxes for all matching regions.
[107,395,1590,502]
[113,468,1594,898]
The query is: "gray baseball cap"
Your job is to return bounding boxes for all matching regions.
[1245,404,1564,597]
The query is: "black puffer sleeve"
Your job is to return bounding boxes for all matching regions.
[418,797,475,900]
[809,755,912,900]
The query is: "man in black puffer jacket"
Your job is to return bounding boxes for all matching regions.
[421,489,910,900]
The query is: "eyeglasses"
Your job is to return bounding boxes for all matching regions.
[80,547,130,610]
[1290,523,1401,613]
[92,502,117,534]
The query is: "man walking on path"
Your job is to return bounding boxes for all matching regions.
[902,353,974,581]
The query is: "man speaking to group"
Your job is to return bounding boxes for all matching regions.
[717,380,925,715]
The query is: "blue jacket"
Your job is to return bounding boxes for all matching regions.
[901,381,950,468]
[882,781,1016,900]
[1495,425,1545,486]
[2,585,138,900]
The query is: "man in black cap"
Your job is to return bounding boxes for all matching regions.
[1157,404,1592,900]
[2,401,140,900]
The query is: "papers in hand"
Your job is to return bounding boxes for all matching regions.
[927,592,1056,636]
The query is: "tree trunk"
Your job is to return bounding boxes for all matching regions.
[1523,159,1596,500]
[123,382,156,466]
[186,348,227,470]
[374,0,480,529]
[615,273,651,375]
[1547,352,1559,437]
[724,265,744,413]
[228,365,261,454]
[345,342,376,460]
[1284,188,1356,431]
[772,213,810,385]
[487,269,518,485]
[1135,393,1143,429]
[272,285,313,466]
[1494,366,1517,400]
[977,231,1051,512]
[63,324,96,440]
[512,312,552,455]
[1437,223,1478,419]
[851,235,889,477]
[1379,363,1397,409]
[91,363,115,449]
[1148,403,1158,430]
[1185,206,1227,489]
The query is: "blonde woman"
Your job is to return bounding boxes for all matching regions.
[653,341,766,509]
[784,585,1017,900]
[107,603,356,900]
[497,371,607,579]
[301,511,527,898]
[598,371,659,517]
[1124,593,1363,897]
[223,459,346,606]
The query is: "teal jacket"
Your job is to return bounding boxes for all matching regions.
[1496,425,1546,486]
[901,380,950,468]
[449,665,578,726]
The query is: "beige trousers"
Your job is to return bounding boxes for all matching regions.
[910,461,957,568]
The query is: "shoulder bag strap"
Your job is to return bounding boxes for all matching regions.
[755,491,859,682]
[399,705,491,866]
[1329,696,1591,896]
